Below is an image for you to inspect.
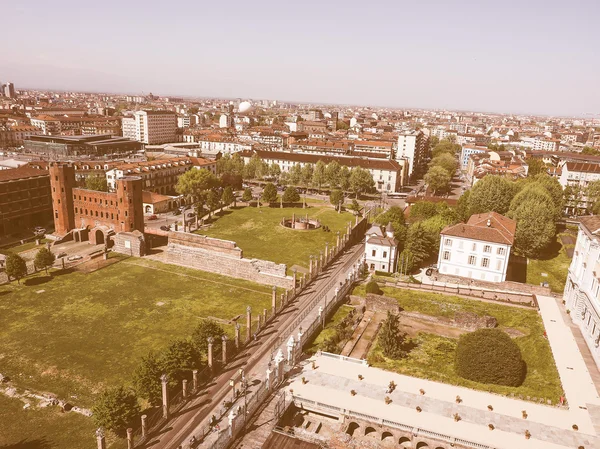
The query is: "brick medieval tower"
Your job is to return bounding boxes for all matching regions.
[116,176,144,232]
[49,163,75,235]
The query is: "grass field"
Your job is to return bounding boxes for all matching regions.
[0,257,273,408]
[526,232,574,293]
[354,285,564,403]
[0,239,50,256]
[304,304,354,354]
[199,205,354,271]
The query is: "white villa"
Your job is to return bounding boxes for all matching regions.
[564,216,600,369]
[364,223,398,273]
[437,212,516,283]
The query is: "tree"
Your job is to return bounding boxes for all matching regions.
[85,175,108,192]
[348,199,361,214]
[456,190,471,222]
[365,280,382,295]
[510,183,560,221]
[192,320,226,355]
[161,339,202,383]
[289,164,303,185]
[329,189,344,209]
[510,199,556,258]
[531,174,564,218]
[349,167,375,198]
[468,175,516,215]
[429,136,440,149]
[325,161,341,188]
[377,206,407,251]
[222,186,235,208]
[269,163,281,179]
[133,352,164,405]
[242,187,253,203]
[338,166,351,191]
[301,164,314,187]
[582,146,600,156]
[526,158,547,177]
[261,183,278,203]
[409,201,441,221]
[564,184,585,215]
[455,329,525,387]
[92,386,140,435]
[206,189,221,217]
[431,139,460,158]
[424,166,451,195]
[312,161,327,190]
[34,247,55,275]
[175,168,219,203]
[243,154,269,180]
[397,248,415,274]
[378,312,408,359]
[336,120,350,130]
[405,222,436,267]
[282,186,300,203]
[429,153,458,176]
[5,254,27,284]
[586,181,600,214]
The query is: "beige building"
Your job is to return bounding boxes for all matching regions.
[122,110,177,144]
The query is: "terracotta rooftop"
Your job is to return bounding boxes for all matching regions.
[0,166,49,182]
[441,211,516,245]
[579,216,600,236]
[565,162,600,174]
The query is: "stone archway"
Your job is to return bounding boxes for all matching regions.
[94,229,105,245]
[346,422,360,437]
[399,436,412,447]
[145,205,152,214]
[364,426,377,438]
[381,431,394,441]
[416,442,430,449]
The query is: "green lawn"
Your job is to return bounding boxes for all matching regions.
[0,239,50,256]
[199,205,354,271]
[526,233,574,293]
[304,304,354,354]
[355,285,563,403]
[0,257,272,407]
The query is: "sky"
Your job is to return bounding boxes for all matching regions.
[1,0,599,116]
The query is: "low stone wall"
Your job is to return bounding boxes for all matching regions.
[164,232,293,289]
[365,293,401,314]
[112,231,146,257]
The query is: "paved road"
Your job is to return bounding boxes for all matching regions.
[148,242,366,449]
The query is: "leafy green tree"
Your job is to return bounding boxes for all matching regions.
[424,165,451,195]
[301,164,314,187]
[348,199,361,214]
[34,247,55,274]
[261,182,278,203]
[242,187,253,203]
[397,248,415,274]
[586,181,600,214]
[192,319,226,355]
[405,222,436,267]
[455,329,525,387]
[312,160,327,190]
[133,352,164,405]
[564,184,585,214]
[378,312,408,359]
[329,189,344,209]
[377,206,407,251]
[531,174,564,217]
[222,186,235,208]
[269,163,281,178]
[336,120,350,130]
[429,153,458,176]
[511,199,556,258]
[85,175,108,192]
[510,183,560,221]
[349,167,375,198]
[217,153,244,177]
[161,339,202,383]
[206,189,221,217]
[468,175,516,215]
[282,186,300,203]
[175,168,219,204]
[429,136,439,149]
[92,386,140,435]
[5,254,27,284]
[526,158,547,177]
[409,201,441,221]
[365,280,382,295]
[456,190,471,222]
[431,139,460,158]
[421,214,455,254]
[289,164,303,185]
[325,161,341,188]
[582,146,600,156]
[243,154,269,179]
[338,166,351,191]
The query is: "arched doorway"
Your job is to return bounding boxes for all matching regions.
[345,422,359,437]
[95,229,105,245]
[364,427,377,438]
[399,437,412,447]
[145,205,152,213]
[416,442,429,449]
[381,431,393,441]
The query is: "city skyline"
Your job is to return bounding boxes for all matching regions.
[2,0,599,117]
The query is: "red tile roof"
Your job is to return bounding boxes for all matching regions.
[0,166,49,182]
[441,211,516,245]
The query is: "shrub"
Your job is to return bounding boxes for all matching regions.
[282,186,300,203]
[455,328,525,387]
[5,254,27,283]
[365,280,382,295]
[379,311,408,359]
[92,386,140,435]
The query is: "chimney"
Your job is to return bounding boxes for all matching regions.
[487,219,491,227]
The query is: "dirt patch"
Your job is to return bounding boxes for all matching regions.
[565,247,574,258]
[560,235,576,246]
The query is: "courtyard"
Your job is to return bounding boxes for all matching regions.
[0,256,273,448]
[350,284,564,403]
[198,205,354,272]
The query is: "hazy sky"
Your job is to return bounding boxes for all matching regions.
[1,0,598,116]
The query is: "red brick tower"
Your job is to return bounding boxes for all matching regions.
[49,163,75,235]
[116,176,143,232]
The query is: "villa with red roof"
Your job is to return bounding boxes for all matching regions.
[436,211,516,283]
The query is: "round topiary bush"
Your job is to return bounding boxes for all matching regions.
[365,280,382,295]
[455,328,525,387]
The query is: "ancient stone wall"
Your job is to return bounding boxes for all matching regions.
[112,231,145,257]
[164,232,293,289]
[365,293,401,314]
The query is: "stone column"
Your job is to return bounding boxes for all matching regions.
[319,250,324,272]
[257,313,263,332]
[182,379,188,399]
[207,337,214,370]
[325,242,329,263]
[161,374,169,419]
[192,370,199,391]
[246,306,252,342]
[263,308,267,324]
[266,364,274,390]
[292,268,297,294]
[309,255,313,278]
[355,214,359,225]
[222,335,228,365]
[272,286,277,315]
[292,213,296,228]
[141,415,148,438]
[336,231,341,251]
[235,324,240,350]
[281,292,285,308]
[96,429,106,449]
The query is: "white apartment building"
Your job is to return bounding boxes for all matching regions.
[437,212,515,283]
[182,136,252,154]
[364,223,398,273]
[459,145,487,170]
[121,110,177,145]
[396,130,428,179]
[533,137,559,152]
[559,162,600,213]
[563,216,600,369]
[219,114,233,129]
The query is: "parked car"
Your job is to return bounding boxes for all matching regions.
[147,215,158,221]
[56,252,67,258]
[34,227,46,235]
[68,255,83,261]
[160,225,171,231]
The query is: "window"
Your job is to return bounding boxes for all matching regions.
[497,247,505,255]
[443,251,450,261]
[484,245,491,253]
[496,260,502,271]
[383,251,387,258]
[482,258,490,268]
[382,265,386,270]
[445,238,452,247]
[468,255,476,265]
[372,249,376,257]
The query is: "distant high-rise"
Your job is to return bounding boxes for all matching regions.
[3,82,16,98]
[121,110,177,144]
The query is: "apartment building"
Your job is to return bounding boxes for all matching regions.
[437,212,515,283]
[122,110,177,144]
[364,223,398,273]
[533,137,560,152]
[290,140,352,156]
[563,216,600,369]
[396,130,429,179]
[459,145,488,170]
